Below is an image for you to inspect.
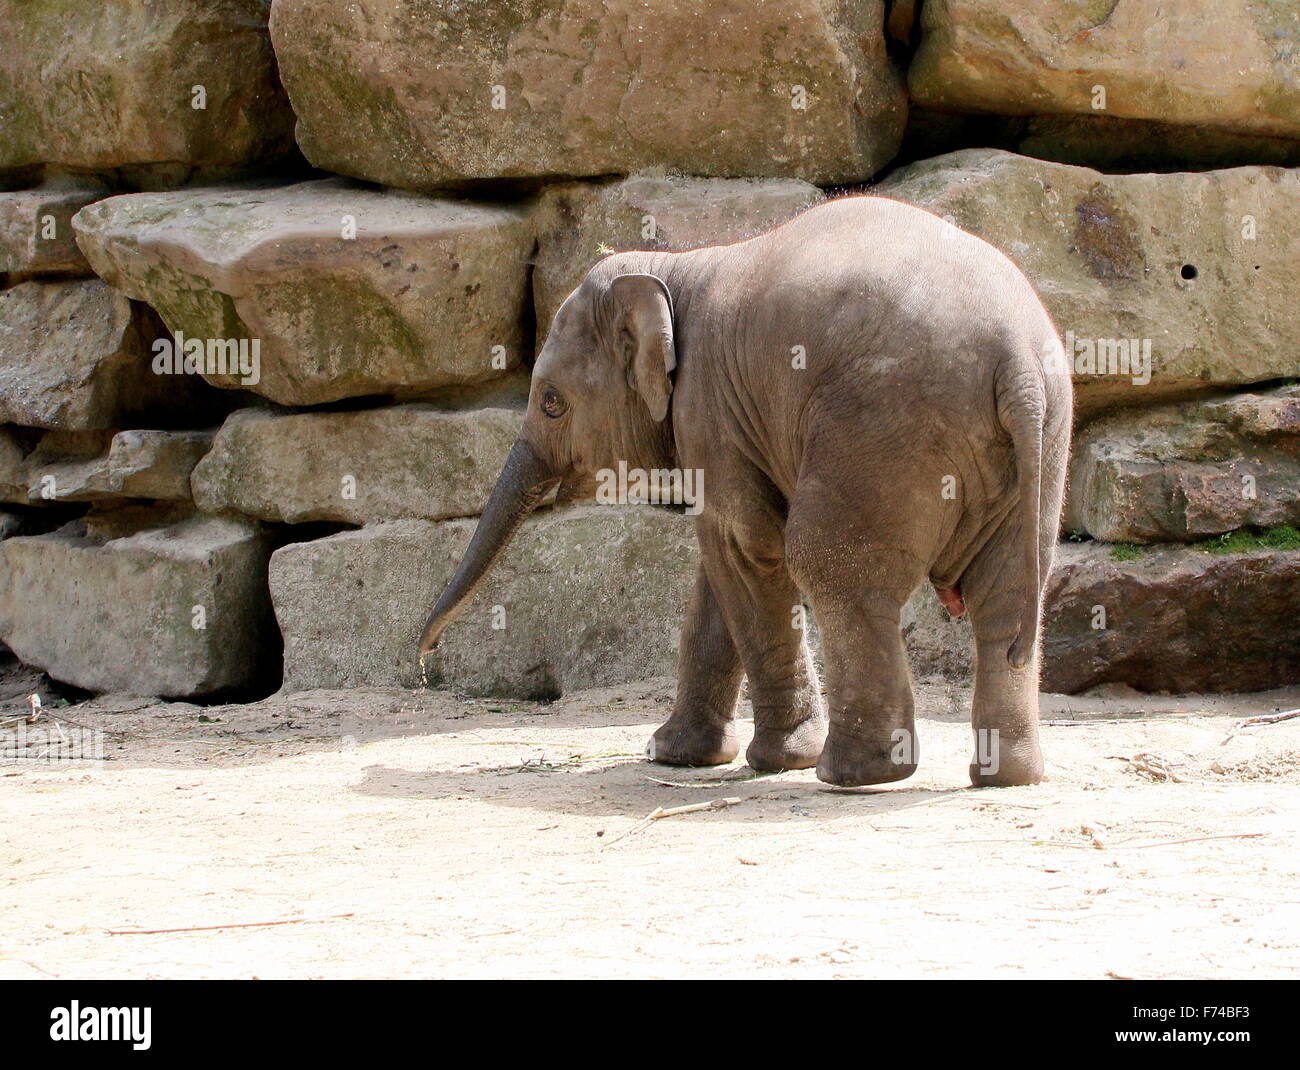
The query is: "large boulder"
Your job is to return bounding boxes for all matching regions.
[270,506,698,697]
[271,502,1298,697]
[73,180,535,406]
[903,112,1300,175]
[910,0,1300,142]
[0,183,106,279]
[12,430,213,504]
[902,540,1300,694]
[268,0,906,188]
[0,280,191,431]
[0,514,275,697]
[0,0,295,188]
[1067,386,1300,542]
[1040,542,1300,694]
[533,174,824,337]
[877,150,1300,414]
[192,404,522,525]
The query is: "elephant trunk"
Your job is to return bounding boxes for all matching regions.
[418,437,558,656]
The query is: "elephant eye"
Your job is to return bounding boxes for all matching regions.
[540,387,568,419]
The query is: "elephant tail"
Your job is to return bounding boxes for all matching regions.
[1000,352,1046,670]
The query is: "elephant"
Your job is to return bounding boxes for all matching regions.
[419,194,1072,788]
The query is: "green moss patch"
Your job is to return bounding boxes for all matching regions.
[1198,525,1300,554]
[1107,543,1143,561]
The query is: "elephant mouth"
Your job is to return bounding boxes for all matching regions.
[555,469,599,505]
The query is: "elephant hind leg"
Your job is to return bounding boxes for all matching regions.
[960,512,1050,787]
[815,595,919,787]
[788,537,927,787]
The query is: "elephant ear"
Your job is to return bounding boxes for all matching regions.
[611,273,676,422]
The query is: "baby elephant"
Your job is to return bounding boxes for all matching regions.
[420,195,1072,788]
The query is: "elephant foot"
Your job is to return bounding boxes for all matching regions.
[746,714,827,772]
[968,733,1043,787]
[816,728,917,787]
[646,714,738,767]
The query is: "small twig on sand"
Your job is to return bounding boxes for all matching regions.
[645,771,778,788]
[604,796,742,847]
[1239,708,1300,727]
[1124,832,1267,850]
[467,739,573,746]
[1041,715,1195,727]
[653,798,742,819]
[105,912,355,935]
[1110,752,1184,782]
[1221,708,1300,744]
[940,831,1268,851]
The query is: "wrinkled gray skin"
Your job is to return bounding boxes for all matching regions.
[420,196,1072,787]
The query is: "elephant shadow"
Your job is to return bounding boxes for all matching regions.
[351,753,975,827]
[347,676,983,823]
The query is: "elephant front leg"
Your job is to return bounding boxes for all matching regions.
[648,563,744,766]
[695,525,827,773]
[741,630,827,774]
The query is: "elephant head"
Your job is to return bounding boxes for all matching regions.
[417,259,679,656]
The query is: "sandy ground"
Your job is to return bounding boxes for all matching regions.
[2,668,1299,980]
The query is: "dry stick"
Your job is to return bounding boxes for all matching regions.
[7,710,136,739]
[1239,708,1300,727]
[645,771,779,788]
[654,797,743,818]
[1041,715,1198,727]
[1220,707,1300,744]
[1110,752,1185,783]
[939,832,1268,850]
[603,796,742,847]
[105,912,355,935]
[466,740,576,746]
[1124,832,1268,849]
